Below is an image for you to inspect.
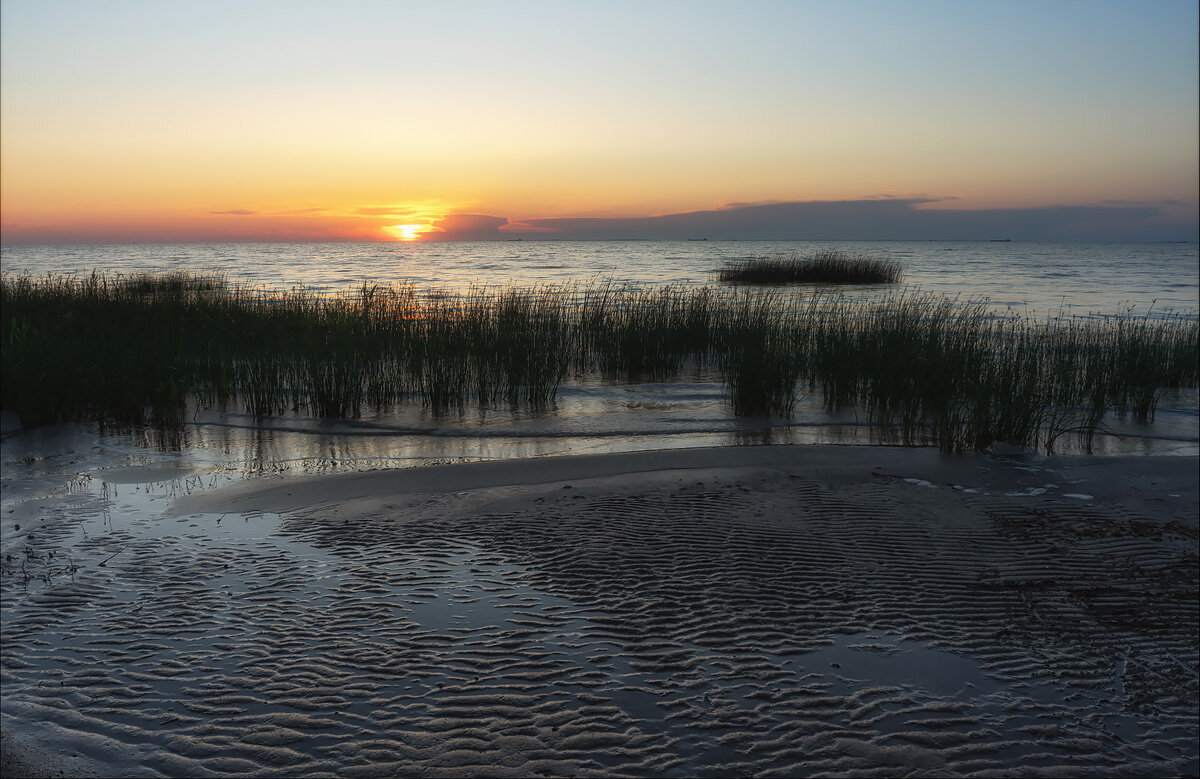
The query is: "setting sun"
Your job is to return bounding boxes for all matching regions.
[389,224,428,241]
[0,4,1196,777]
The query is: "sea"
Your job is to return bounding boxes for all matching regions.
[2,240,1199,314]
[1,240,1198,467]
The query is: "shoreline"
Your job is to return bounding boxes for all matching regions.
[3,444,1198,776]
[171,442,1200,518]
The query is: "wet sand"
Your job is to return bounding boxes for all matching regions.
[2,445,1197,776]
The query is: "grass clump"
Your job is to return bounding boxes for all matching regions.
[120,271,230,295]
[717,291,805,416]
[719,250,903,285]
[1,271,1195,454]
[576,285,716,381]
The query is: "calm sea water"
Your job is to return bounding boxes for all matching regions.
[2,240,1197,460]
[3,240,1198,315]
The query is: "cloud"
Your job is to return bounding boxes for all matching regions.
[719,199,784,209]
[499,220,562,234]
[354,205,450,220]
[865,193,946,201]
[487,198,1196,242]
[354,207,407,216]
[279,207,333,215]
[1100,198,1186,207]
[209,209,258,216]
[425,213,511,240]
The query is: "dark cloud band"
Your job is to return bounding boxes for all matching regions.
[423,199,1195,242]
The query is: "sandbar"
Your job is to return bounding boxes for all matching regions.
[2,445,1197,776]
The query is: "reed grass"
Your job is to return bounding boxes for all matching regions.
[719,250,904,285]
[2,272,1195,453]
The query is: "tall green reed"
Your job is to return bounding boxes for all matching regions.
[2,271,1195,453]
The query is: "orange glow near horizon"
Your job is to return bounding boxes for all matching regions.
[1,3,1195,244]
[378,203,456,241]
[388,224,430,241]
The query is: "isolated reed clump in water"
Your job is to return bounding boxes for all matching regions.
[1,272,1196,453]
[718,250,904,285]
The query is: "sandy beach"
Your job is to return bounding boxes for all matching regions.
[1,444,1197,776]
[4,0,1198,773]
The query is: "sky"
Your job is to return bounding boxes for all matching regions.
[1,0,1197,243]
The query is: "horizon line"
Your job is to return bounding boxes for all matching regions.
[5,238,1199,248]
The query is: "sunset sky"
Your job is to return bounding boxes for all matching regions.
[2,0,1197,243]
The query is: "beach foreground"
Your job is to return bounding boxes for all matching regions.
[2,445,1197,776]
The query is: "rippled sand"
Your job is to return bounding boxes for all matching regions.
[2,446,1197,777]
